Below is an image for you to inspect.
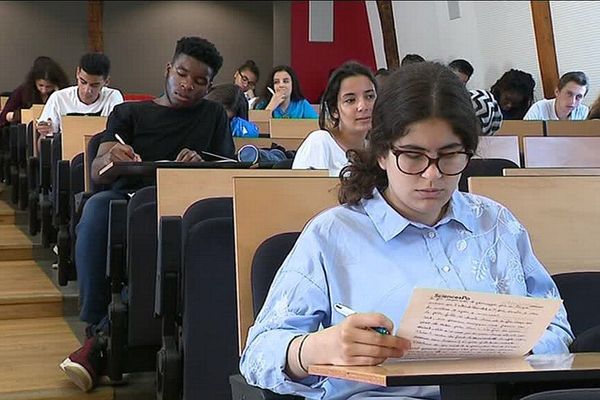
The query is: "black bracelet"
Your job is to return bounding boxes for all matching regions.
[297,334,310,374]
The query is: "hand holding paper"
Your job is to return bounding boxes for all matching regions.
[395,288,561,360]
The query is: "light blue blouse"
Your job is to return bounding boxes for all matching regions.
[258,98,318,119]
[240,189,574,400]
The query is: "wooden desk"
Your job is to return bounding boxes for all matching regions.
[504,168,600,176]
[524,137,600,168]
[249,110,271,135]
[61,116,106,162]
[546,120,600,136]
[0,96,8,111]
[475,136,521,166]
[98,161,252,182]
[269,118,318,139]
[310,353,600,400]
[156,168,327,218]
[496,120,545,149]
[233,176,339,352]
[468,176,600,274]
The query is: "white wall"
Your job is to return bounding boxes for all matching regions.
[388,1,544,101]
[551,1,600,109]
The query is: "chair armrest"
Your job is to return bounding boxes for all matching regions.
[569,324,600,353]
[39,138,52,192]
[155,216,182,321]
[106,200,128,287]
[56,160,71,225]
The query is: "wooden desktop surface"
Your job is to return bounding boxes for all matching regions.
[310,353,600,399]
[504,168,600,176]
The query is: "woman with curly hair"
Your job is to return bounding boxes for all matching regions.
[240,62,572,399]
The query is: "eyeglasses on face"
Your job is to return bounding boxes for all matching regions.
[238,70,256,87]
[390,147,473,176]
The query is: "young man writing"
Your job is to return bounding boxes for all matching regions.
[59,36,234,392]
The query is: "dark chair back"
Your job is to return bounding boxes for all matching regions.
[126,186,161,347]
[251,232,301,316]
[87,130,110,193]
[552,272,600,336]
[182,197,238,398]
[460,158,519,192]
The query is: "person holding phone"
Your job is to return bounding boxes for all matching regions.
[35,53,124,151]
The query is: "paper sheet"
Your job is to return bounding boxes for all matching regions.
[395,288,561,360]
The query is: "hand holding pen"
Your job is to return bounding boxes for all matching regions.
[287,303,411,377]
[334,303,391,335]
[111,134,142,162]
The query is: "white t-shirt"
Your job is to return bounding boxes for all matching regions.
[292,129,348,176]
[523,98,589,121]
[39,85,124,133]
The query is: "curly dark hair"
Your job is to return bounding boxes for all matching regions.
[263,65,306,102]
[174,36,223,79]
[338,62,479,205]
[490,69,535,120]
[319,61,377,131]
[22,56,69,107]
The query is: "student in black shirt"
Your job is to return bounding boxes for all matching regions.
[59,36,233,392]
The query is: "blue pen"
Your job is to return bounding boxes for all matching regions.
[333,303,390,335]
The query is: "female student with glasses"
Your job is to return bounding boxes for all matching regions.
[239,62,573,399]
[234,60,260,109]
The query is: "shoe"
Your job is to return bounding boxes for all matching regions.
[59,334,107,392]
[237,144,259,164]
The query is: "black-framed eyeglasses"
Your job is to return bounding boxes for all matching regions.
[238,70,256,88]
[390,147,473,176]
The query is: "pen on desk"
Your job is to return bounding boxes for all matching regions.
[333,303,390,335]
[200,151,237,162]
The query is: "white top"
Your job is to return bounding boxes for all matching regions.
[39,85,124,133]
[292,129,348,176]
[523,98,589,121]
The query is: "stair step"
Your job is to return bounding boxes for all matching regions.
[0,261,63,319]
[0,225,38,261]
[0,203,15,225]
[0,317,113,399]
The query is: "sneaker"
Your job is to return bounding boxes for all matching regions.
[59,334,107,392]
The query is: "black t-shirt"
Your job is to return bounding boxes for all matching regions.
[100,99,234,189]
[101,99,234,161]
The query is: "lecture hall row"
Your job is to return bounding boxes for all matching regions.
[2,101,600,399]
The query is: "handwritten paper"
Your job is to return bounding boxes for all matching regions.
[396,288,561,360]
